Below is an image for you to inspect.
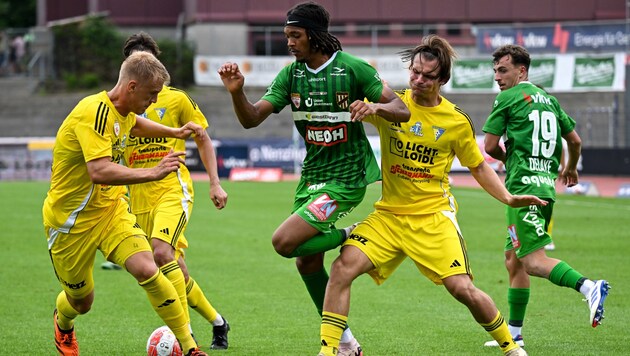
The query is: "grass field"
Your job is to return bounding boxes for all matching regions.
[0,180,628,355]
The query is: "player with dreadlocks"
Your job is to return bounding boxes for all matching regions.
[218,2,410,355]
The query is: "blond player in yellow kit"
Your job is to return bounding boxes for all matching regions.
[121,32,230,350]
[43,52,208,356]
[317,35,546,356]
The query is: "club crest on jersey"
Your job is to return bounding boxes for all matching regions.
[155,108,166,121]
[113,121,120,137]
[410,122,423,136]
[336,92,349,109]
[291,93,301,109]
[307,193,338,221]
[433,126,446,141]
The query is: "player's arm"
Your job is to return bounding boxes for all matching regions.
[131,115,206,140]
[86,150,185,185]
[484,133,506,163]
[194,131,228,209]
[559,130,581,187]
[468,160,547,208]
[217,62,275,128]
[349,86,410,123]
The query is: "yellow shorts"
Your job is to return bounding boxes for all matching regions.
[346,209,473,285]
[135,193,191,258]
[45,198,151,299]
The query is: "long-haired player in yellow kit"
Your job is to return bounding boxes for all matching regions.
[120,32,230,350]
[317,35,547,356]
[44,52,209,356]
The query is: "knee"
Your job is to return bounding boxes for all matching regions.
[152,244,176,267]
[328,257,359,286]
[271,232,294,257]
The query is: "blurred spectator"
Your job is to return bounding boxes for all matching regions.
[11,35,25,74]
[0,31,9,75]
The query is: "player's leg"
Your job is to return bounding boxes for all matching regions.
[105,202,202,355]
[319,211,404,356]
[142,198,193,326]
[178,256,230,349]
[544,214,556,250]
[443,275,522,354]
[47,225,99,355]
[416,211,521,354]
[272,182,366,258]
[511,204,610,327]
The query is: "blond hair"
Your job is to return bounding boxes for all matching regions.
[119,51,170,86]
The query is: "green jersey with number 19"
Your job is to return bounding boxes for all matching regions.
[483,81,576,200]
[262,51,382,188]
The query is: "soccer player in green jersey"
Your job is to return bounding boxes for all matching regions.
[218,2,409,354]
[482,44,609,347]
[318,35,540,356]
[43,52,208,356]
[121,32,230,350]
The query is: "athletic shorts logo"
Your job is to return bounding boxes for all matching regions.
[507,224,521,248]
[307,193,338,221]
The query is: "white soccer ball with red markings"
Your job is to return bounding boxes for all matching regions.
[146,326,182,356]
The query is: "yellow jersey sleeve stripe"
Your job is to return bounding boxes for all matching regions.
[94,101,109,136]
[454,106,476,137]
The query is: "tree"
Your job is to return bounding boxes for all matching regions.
[0,0,36,30]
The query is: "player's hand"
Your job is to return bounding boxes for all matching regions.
[559,167,579,187]
[176,122,206,140]
[209,183,228,209]
[153,150,185,179]
[349,100,377,122]
[507,194,548,208]
[217,62,245,94]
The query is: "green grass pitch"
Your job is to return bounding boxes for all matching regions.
[0,180,628,355]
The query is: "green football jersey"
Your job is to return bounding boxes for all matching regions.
[483,81,576,199]
[262,51,382,188]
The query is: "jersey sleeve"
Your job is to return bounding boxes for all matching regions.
[453,110,484,168]
[75,104,114,162]
[261,64,292,113]
[174,89,209,129]
[352,59,384,103]
[482,93,509,136]
[553,98,576,135]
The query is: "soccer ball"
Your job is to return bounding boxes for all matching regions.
[146,326,183,356]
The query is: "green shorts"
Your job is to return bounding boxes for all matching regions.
[292,179,366,233]
[504,201,554,258]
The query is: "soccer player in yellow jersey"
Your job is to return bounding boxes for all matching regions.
[317,35,546,356]
[121,32,230,349]
[43,51,208,356]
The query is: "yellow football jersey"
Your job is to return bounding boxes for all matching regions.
[124,86,209,214]
[364,89,484,214]
[42,91,136,233]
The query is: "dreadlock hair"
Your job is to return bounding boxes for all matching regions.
[286,1,342,56]
[122,31,161,58]
[492,44,530,71]
[399,34,457,84]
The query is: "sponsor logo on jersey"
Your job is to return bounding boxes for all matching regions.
[389,164,434,179]
[306,124,347,146]
[432,126,446,141]
[331,67,346,76]
[307,193,338,221]
[305,97,313,108]
[507,224,520,248]
[294,69,306,78]
[336,92,349,109]
[309,91,328,96]
[389,137,438,164]
[309,77,326,82]
[347,233,368,245]
[291,93,301,109]
[410,122,423,136]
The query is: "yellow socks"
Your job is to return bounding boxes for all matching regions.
[319,311,347,355]
[139,270,195,352]
[481,312,519,354]
[55,291,80,331]
[160,261,190,323]
[186,277,218,323]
